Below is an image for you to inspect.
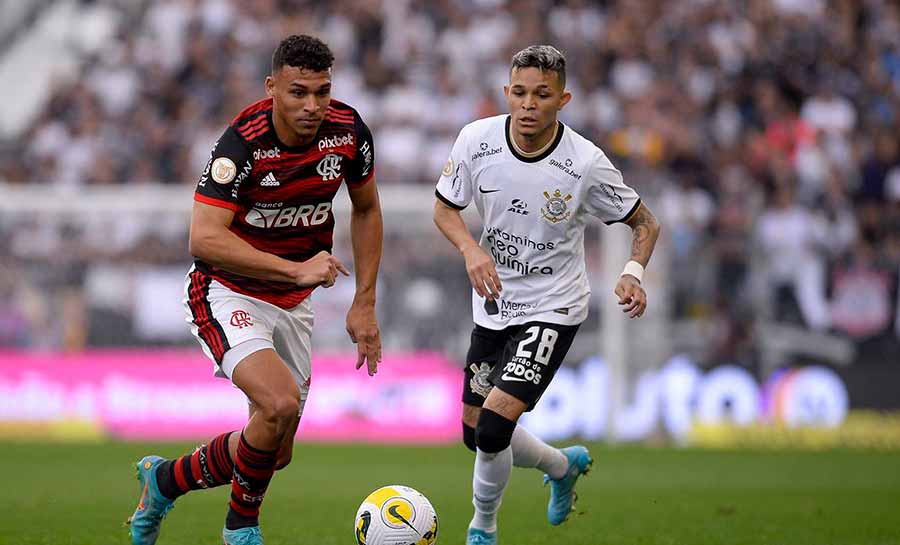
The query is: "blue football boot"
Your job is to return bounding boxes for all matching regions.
[223,526,264,545]
[465,527,497,545]
[544,445,593,525]
[127,455,176,545]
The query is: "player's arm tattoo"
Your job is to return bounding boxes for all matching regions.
[623,203,661,267]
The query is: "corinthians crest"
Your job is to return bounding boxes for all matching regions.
[541,189,573,223]
[469,362,493,398]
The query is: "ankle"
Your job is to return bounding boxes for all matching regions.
[225,510,259,531]
[469,515,497,533]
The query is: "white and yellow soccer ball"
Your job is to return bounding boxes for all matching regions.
[354,485,438,545]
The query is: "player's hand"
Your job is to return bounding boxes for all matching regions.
[346,301,381,376]
[295,251,350,288]
[462,245,502,300]
[615,275,647,318]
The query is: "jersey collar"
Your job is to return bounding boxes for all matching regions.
[505,115,564,163]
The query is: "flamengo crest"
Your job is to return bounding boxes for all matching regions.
[316,153,342,181]
[230,310,253,329]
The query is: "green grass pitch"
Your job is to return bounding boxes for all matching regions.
[1,441,899,544]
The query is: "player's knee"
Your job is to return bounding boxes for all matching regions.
[474,408,516,454]
[274,396,301,425]
[258,394,300,428]
[462,422,477,452]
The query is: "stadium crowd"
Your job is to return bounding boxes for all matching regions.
[0,0,898,370]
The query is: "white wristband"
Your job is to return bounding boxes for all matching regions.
[620,260,644,283]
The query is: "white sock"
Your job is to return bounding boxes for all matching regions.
[470,446,512,532]
[511,425,569,479]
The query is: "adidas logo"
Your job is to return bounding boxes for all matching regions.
[260,172,280,187]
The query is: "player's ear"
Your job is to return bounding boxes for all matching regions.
[503,84,510,99]
[558,90,572,111]
[265,75,275,98]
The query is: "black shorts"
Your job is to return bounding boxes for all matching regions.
[463,321,580,411]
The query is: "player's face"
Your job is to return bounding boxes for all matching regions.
[266,65,332,144]
[504,67,571,139]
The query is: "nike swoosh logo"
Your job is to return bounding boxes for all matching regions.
[387,505,418,533]
[501,373,527,382]
[479,187,501,194]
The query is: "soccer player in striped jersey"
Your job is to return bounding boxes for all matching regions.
[127,35,383,545]
[434,45,661,545]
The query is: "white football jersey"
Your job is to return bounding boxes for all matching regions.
[436,114,641,329]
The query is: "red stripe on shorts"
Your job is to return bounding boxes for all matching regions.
[188,270,229,363]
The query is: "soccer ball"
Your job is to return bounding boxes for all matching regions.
[354,485,438,545]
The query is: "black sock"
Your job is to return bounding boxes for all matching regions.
[155,431,235,500]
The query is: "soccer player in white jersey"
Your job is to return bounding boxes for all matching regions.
[434,45,661,545]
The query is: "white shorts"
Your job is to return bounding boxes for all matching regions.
[183,266,314,401]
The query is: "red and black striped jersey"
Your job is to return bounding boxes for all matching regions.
[193,97,375,309]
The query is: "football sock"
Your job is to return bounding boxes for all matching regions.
[470,446,512,533]
[156,431,235,500]
[510,425,569,480]
[225,432,278,530]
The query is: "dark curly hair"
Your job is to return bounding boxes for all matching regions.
[272,35,334,73]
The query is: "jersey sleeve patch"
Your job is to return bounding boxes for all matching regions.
[196,126,253,204]
[435,129,473,208]
[210,157,237,184]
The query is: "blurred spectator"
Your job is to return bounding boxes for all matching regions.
[0,0,898,365]
[755,183,831,331]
